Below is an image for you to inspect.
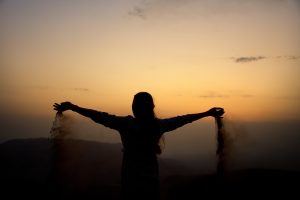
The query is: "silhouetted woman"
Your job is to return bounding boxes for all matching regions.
[53,92,224,200]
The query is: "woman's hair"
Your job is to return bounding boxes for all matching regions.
[132,92,156,120]
[132,92,165,154]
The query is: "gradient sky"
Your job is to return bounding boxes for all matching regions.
[1,0,300,171]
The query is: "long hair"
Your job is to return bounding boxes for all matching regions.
[132,92,165,154]
[132,92,156,121]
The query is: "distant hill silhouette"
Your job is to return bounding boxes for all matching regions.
[1,138,299,199]
[0,138,186,199]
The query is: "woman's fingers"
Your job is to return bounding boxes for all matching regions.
[53,103,62,111]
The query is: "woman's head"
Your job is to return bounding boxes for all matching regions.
[132,92,155,120]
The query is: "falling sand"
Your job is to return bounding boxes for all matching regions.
[48,112,74,197]
[50,112,71,139]
[215,116,227,176]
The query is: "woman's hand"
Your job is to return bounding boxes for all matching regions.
[207,107,225,117]
[53,102,74,113]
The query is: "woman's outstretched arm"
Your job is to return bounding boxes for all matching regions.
[54,102,99,118]
[160,107,224,133]
[53,102,126,130]
[184,107,224,121]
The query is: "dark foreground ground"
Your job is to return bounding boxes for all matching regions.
[1,138,299,199]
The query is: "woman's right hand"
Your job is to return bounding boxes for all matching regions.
[207,107,224,117]
[53,102,73,113]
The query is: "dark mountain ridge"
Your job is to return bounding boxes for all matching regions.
[1,138,299,199]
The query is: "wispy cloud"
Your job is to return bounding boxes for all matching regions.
[198,91,300,101]
[198,92,229,99]
[273,94,300,100]
[275,56,300,60]
[29,85,50,90]
[198,91,255,99]
[231,55,300,63]
[72,88,90,92]
[285,56,300,60]
[238,94,254,98]
[25,86,90,92]
[234,56,266,63]
[128,0,291,20]
[128,6,147,20]
[128,0,194,20]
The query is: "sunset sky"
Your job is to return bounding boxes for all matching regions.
[1,0,300,171]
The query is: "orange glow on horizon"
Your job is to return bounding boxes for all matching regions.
[1,0,299,123]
